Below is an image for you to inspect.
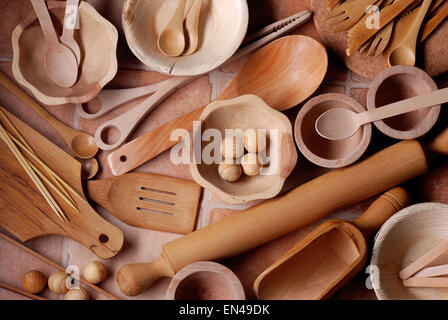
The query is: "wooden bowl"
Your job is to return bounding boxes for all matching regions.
[189,94,298,205]
[367,66,440,140]
[294,93,372,168]
[12,1,118,105]
[371,203,448,300]
[165,262,245,300]
[122,0,248,76]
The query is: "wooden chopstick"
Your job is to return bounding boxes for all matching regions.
[0,123,68,222]
[0,281,47,300]
[0,108,76,208]
[0,232,119,300]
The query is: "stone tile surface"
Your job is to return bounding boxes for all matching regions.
[1,0,448,302]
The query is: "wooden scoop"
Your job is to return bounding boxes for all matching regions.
[315,87,448,141]
[60,0,81,66]
[157,0,187,57]
[253,187,410,300]
[31,0,78,88]
[86,172,202,234]
[183,0,202,55]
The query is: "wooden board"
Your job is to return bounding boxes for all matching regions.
[311,0,448,80]
[0,109,123,259]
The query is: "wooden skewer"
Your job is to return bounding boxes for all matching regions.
[0,281,47,300]
[0,123,68,222]
[0,232,120,300]
[0,108,76,208]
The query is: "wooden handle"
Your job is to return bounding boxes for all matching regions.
[0,282,47,300]
[421,1,448,41]
[117,139,429,296]
[403,277,448,288]
[31,0,59,44]
[61,0,79,39]
[353,187,411,238]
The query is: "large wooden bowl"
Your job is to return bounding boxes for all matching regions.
[371,203,448,300]
[190,94,298,205]
[122,0,248,76]
[12,1,118,105]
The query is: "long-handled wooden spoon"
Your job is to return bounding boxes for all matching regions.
[30,0,78,88]
[107,34,327,175]
[60,0,81,66]
[0,72,98,159]
[315,87,448,141]
[157,0,187,57]
[386,0,433,67]
[183,0,202,55]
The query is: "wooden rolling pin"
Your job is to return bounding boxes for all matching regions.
[117,129,448,296]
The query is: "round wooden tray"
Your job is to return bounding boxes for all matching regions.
[311,0,448,80]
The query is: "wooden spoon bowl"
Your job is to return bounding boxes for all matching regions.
[295,93,372,168]
[122,0,248,76]
[12,1,118,105]
[371,203,448,300]
[367,66,440,140]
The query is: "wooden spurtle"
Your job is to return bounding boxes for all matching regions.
[0,108,123,259]
[253,187,410,300]
[116,123,448,296]
[86,173,202,234]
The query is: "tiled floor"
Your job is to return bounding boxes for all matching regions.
[1,0,448,301]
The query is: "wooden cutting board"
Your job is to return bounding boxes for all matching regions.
[311,0,448,80]
[0,109,124,259]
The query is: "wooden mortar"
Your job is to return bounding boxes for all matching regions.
[295,93,372,168]
[367,66,441,140]
[165,262,245,300]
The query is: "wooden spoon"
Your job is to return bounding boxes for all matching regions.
[60,0,81,66]
[157,0,187,57]
[183,0,202,55]
[0,72,98,159]
[30,0,78,88]
[107,35,328,175]
[386,0,433,67]
[253,187,410,300]
[315,87,448,141]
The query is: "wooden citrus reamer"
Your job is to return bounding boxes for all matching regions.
[116,127,448,296]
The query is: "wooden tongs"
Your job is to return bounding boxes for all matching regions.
[400,238,448,287]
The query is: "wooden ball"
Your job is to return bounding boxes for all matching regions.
[65,287,90,300]
[218,163,242,182]
[244,130,266,153]
[241,153,262,176]
[48,271,69,294]
[22,270,47,294]
[83,261,108,284]
[221,136,244,159]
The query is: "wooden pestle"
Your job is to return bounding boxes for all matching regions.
[117,130,448,296]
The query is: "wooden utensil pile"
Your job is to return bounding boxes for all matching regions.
[326,0,448,62]
[31,0,81,88]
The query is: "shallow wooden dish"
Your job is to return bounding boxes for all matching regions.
[371,203,448,300]
[190,94,298,205]
[367,66,440,140]
[165,262,245,300]
[294,93,372,168]
[122,0,248,76]
[12,1,118,105]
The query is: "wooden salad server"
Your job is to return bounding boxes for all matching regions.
[253,187,410,300]
[115,125,448,296]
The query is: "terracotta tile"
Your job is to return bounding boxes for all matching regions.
[351,71,372,84]
[325,56,350,83]
[0,229,63,300]
[315,84,346,95]
[0,0,33,57]
[350,88,368,108]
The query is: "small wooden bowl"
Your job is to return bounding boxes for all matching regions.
[371,203,448,300]
[165,262,245,300]
[190,94,298,205]
[367,66,440,140]
[12,1,118,105]
[122,0,248,76]
[294,93,372,168]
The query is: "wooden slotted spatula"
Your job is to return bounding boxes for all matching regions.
[86,173,202,234]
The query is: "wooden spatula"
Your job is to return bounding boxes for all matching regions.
[86,173,202,234]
